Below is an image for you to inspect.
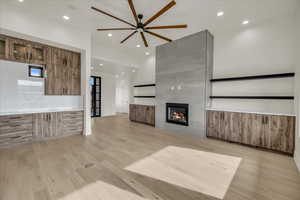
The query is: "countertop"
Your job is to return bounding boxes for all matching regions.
[206,108,296,117]
[0,107,84,116]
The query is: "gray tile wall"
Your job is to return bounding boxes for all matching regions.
[155,30,213,138]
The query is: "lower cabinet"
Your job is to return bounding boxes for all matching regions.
[0,111,83,148]
[33,111,83,140]
[129,104,155,126]
[207,110,295,155]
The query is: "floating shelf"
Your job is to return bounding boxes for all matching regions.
[210,96,294,100]
[134,96,155,98]
[134,84,156,88]
[211,73,295,82]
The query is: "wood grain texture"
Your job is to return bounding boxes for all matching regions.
[207,110,295,154]
[0,35,9,60]
[0,114,299,200]
[130,104,155,126]
[0,114,33,147]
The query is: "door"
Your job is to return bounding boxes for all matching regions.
[91,76,101,117]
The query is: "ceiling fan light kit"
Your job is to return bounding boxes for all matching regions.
[91,0,187,47]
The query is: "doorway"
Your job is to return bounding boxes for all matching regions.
[90,76,101,117]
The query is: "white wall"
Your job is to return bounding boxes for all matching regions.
[0,4,92,135]
[294,5,300,171]
[91,72,116,117]
[131,15,296,114]
[116,74,131,113]
[131,55,156,105]
[212,15,296,114]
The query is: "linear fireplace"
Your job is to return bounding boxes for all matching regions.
[166,103,189,126]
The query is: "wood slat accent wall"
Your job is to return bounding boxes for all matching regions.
[207,110,295,155]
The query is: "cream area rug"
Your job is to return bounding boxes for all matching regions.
[125,146,242,199]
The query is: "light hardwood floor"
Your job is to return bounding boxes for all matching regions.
[0,114,300,200]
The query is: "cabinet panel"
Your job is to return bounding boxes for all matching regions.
[241,113,265,146]
[0,35,9,59]
[226,112,242,143]
[270,115,295,154]
[29,42,47,64]
[145,106,155,126]
[9,38,30,63]
[129,104,136,121]
[33,113,57,139]
[0,114,33,147]
[136,105,146,123]
[70,52,81,95]
[206,111,221,138]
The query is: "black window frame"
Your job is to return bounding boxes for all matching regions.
[28,65,44,78]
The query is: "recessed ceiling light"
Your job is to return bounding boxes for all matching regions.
[242,20,249,25]
[145,52,150,55]
[18,0,24,2]
[99,63,103,66]
[132,69,136,73]
[136,44,141,48]
[108,33,113,37]
[217,11,224,17]
[63,15,70,20]
[115,75,119,78]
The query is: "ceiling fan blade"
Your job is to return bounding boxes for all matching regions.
[128,0,139,24]
[140,32,149,47]
[121,31,138,44]
[144,1,176,26]
[145,30,172,42]
[91,6,136,28]
[97,28,136,31]
[146,25,187,30]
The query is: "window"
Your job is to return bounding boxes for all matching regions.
[29,66,43,78]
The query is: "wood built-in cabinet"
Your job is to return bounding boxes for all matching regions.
[45,47,81,95]
[129,104,155,126]
[207,110,295,154]
[0,34,81,96]
[0,111,83,148]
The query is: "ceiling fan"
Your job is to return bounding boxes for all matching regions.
[91,0,187,47]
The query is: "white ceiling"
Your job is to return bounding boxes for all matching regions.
[2,0,299,66]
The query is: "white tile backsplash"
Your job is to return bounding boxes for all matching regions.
[0,60,83,113]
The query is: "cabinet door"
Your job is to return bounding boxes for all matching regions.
[33,113,57,138]
[136,105,146,123]
[241,113,264,146]
[270,115,295,154]
[61,111,83,136]
[29,42,47,64]
[0,35,9,60]
[70,52,81,95]
[145,106,155,126]
[9,38,30,63]
[206,111,221,138]
[0,114,33,147]
[45,48,64,95]
[129,104,136,121]
[226,112,242,143]
[61,50,72,95]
